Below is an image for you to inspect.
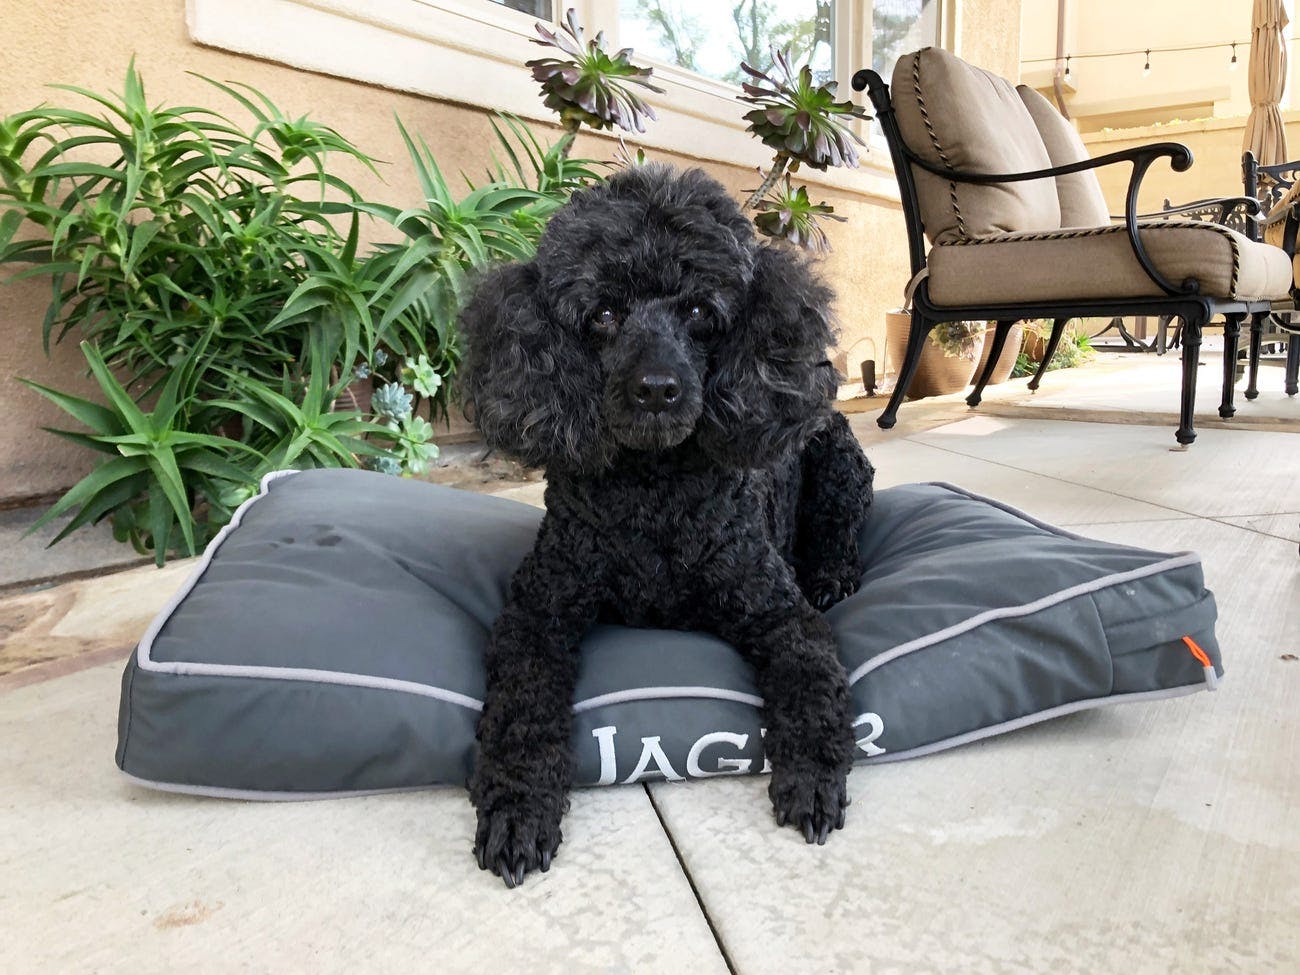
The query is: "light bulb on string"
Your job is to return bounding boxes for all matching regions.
[1143,50,1151,78]
[1230,43,1238,70]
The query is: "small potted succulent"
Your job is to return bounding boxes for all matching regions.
[884,312,985,400]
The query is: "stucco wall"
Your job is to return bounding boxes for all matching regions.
[0,0,1018,502]
[1082,113,1300,215]
[1020,0,1287,129]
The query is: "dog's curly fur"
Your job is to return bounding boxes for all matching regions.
[459,163,875,887]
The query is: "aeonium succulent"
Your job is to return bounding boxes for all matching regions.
[739,49,869,173]
[751,177,844,254]
[528,8,663,138]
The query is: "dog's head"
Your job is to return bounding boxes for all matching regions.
[459,163,837,474]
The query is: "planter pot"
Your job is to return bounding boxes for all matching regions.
[973,322,1024,386]
[885,311,984,400]
[1022,325,1048,364]
[333,377,373,415]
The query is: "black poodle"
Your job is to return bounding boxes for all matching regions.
[459,163,874,887]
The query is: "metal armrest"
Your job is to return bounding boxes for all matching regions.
[1134,196,1264,221]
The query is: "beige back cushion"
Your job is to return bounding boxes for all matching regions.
[1016,85,1111,228]
[890,47,1060,244]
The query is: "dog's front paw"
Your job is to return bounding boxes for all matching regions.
[472,792,564,889]
[768,762,849,845]
[800,562,862,611]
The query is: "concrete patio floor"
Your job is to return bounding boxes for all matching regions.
[2,351,1298,973]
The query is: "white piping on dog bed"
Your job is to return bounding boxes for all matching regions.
[857,680,1213,765]
[119,681,1217,800]
[132,471,1211,716]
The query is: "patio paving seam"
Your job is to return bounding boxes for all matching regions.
[1204,516,1300,546]
[899,434,1209,520]
[643,783,739,975]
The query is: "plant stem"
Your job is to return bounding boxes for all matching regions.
[556,125,579,161]
[744,155,788,210]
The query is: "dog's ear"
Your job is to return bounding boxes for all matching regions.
[696,243,838,466]
[458,261,613,473]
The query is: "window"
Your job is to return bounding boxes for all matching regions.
[619,1,835,87]
[615,1,940,91]
[609,0,943,145]
[486,0,554,16]
[869,0,939,83]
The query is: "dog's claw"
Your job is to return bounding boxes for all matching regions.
[770,761,850,846]
[472,788,564,888]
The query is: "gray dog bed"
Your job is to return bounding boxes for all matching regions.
[116,468,1221,797]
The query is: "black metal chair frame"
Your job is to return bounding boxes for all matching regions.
[1241,151,1300,397]
[854,67,1271,446]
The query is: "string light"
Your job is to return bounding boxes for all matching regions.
[1026,40,1250,80]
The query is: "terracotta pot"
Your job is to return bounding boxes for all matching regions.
[333,377,373,414]
[973,322,1024,386]
[1022,325,1048,363]
[885,310,982,400]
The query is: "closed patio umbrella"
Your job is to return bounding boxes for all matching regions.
[1244,0,1290,165]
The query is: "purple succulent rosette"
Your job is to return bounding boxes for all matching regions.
[527,8,664,134]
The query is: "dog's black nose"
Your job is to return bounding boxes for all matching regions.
[630,373,681,414]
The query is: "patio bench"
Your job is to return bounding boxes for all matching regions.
[854,47,1292,445]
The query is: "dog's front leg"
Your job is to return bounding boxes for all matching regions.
[712,555,856,845]
[470,516,603,888]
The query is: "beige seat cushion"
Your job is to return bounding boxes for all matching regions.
[928,222,1292,306]
[891,48,1061,244]
[1016,85,1111,228]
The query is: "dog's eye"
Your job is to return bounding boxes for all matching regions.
[593,308,619,329]
[687,305,704,321]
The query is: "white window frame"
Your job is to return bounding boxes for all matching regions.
[187,0,952,203]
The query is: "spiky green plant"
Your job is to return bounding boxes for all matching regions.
[19,336,260,564]
[751,177,843,253]
[1,63,470,562]
[527,7,663,151]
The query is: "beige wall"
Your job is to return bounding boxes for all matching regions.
[1082,112,1300,214]
[1020,0,1289,131]
[0,0,1018,501]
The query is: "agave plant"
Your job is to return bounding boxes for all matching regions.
[527,7,663,148]
[751,176,844,253]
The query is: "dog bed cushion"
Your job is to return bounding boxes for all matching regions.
[116,468,1221,797]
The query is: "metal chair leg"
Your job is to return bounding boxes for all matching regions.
[1028,318,1069,391]
[966,319,1014,407]
[1219,312,1244,418]
[1286,332,1299,396]
[1245,312,1264,400]
[878,310,934,430]
[1176,312,1205,446]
